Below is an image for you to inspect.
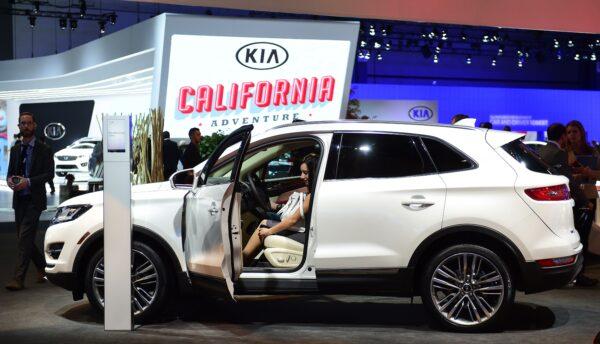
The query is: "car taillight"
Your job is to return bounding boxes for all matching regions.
[536,255,577,268]
[524,184,570,201]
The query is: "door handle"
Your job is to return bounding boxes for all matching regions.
[208,207,219,215]
[401,199,435,209]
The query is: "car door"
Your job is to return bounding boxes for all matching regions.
[183,125,252,297]
[314,132,446,270]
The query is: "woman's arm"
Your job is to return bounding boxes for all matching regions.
[259,194,311,239]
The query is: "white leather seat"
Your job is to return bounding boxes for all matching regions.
[263,235,304,268]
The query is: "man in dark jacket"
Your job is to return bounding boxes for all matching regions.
[5,112,54,291]
[539,123,597,287]
[181,127,202,169]
[162,131,180,181]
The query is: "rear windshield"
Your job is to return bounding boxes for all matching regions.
[501,140,551,174]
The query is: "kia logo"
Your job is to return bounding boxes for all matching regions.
[408,106,434,121]
[44,122,66,140]
[236,42,289,70]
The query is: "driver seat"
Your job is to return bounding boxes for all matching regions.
[263,235,304,268]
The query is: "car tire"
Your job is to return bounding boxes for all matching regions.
[84,241,170,323]
[420,244,515,332]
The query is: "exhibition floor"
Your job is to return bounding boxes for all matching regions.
[0,222,599,343]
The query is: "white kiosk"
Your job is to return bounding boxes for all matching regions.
[102,115,132,331]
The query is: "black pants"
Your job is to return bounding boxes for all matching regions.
[574,206,594,273]
[13,199,45,283]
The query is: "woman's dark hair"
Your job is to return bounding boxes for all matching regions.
[566,120,594,155]
[301,153,318,193]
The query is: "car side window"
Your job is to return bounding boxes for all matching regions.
[420,137,475,173]
[334,133,434,180]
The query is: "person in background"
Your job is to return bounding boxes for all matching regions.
[503,125,512,131]
[5,112,54,291]
[451,114,469,124]
[563,120,599,287]
[181,127,202,169]
[479,122,493,129]
[37,135,55,194]
[162,131,180,181]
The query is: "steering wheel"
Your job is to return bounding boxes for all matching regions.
[245,173,271,213]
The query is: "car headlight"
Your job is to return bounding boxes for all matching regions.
[51,205,92,225]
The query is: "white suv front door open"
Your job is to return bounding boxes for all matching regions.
[183,125,252,297]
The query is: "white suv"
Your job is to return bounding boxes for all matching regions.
[54,137,101,182]
[45,121,582,331]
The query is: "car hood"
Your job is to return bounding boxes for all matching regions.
[55,147,93,157]
[59,181,172,207]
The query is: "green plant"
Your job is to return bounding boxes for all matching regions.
[199,131,226,161]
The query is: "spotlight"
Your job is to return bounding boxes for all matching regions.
[428,28,438,39]
[59,18,67,30]
[497,44,504,56]
[433,54,439,64]
[517,57,525,67]
[556,49,563,60]
[99,20,106,34]
[33,1,40,14]
[491,58,497,67]
[465,55,472,65]
[108,13,117,25]
[441,29,448,41]
[574,53,580,61]
[79,0,87,18]
[591,53,597,61]
[376,53,383,61]
[360,40,367,48]
[384,42,391,51]
[460,31,467,41]
[553,39,560,49]
[482,34,490,43]
[369,25,375,36]
[381,26,387,36]
[373,41,381,49]
[567,40,574,48]
[364,51,371,60]
[434,45,441,54]
[357,51,364,59]
[28,15,36,28]
[70,18,78,30]
[420,29,427,38]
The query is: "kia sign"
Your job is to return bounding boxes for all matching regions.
[236,42,289,70]
[164,35,352,137]
[358,100,438,123]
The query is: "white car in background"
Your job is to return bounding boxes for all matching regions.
[45,122,582,331]
[54,137,101,182]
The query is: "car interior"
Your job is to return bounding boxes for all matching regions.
[205,138,322,270]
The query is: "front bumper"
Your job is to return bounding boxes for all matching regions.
[520,253,583,294]
[46,271,75,291]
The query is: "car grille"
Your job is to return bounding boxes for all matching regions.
[56,164,78,170]
[57,156,77,161]
[47,243,64,259]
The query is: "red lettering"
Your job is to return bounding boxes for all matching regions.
[308,77,318,103]
[240,82,255,109]
[178,86,195,114]
[229,83,239,110]
[291,78,307,104]
[255,81,273,108]
[196,85,213,112]
[318,76,335,102]
[273,79,290,106]
[214,84,227,111]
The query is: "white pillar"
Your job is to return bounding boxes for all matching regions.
[102,115,132,331]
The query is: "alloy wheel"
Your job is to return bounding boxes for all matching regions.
[92,249,160,315]
[430,252,505,326]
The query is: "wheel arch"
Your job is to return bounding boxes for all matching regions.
[71,225,187,300]
[408,225,527,293]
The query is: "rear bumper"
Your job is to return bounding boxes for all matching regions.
[520,253,583,294]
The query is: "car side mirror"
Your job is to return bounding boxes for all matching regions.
[169,168,194,189]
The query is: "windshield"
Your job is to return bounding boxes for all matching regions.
[502,140,551,174]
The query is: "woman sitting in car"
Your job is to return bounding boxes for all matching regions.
[242,154,317,264]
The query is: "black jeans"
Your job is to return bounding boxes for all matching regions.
[574,206,594,274]
[13,198,45,283]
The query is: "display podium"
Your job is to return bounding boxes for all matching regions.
[102,116,132,331]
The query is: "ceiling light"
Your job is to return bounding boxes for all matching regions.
[33,1,40,14]
[460,31,467,40]
[369,25,375,36]
[360,40,367,48]
[70,19,78,30]
[553,39,560,49]
[491,58,497,67]
[497,45,504,56]
[591,53,597,61]
[99,21,106,34]
[373,41,381,49]
[108,13,117,25]
[79,0,87,18]
[465,55,472,65]
[433,54,439,63]
[568,40,574,48]
[376,53,383,61]
[28,15,36,28]
[59,18,67,30]
[384,42,391,51]
[574,53,580,61]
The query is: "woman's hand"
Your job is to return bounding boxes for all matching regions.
[258,227,272,241]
